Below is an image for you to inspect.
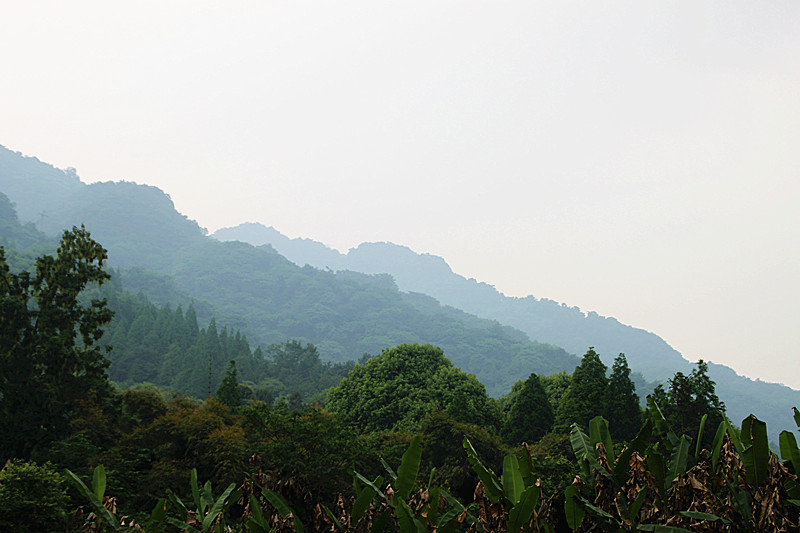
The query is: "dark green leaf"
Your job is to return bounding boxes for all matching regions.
[508,485,540,533]
[502,455,524,505]
[397,435,422,500]
[563,485,584,531]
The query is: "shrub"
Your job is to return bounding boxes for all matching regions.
[0,460,70,532]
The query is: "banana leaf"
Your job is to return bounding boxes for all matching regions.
[396,435,422,500]
[502,455,525,505]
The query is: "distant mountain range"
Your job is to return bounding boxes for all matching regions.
[211,225,800,443]
[213,223,689,381]
[2,143,799,442]
[0,145,578,397]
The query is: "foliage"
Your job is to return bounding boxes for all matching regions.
[339,435,481,533]
[603,353,642,441]
[103,396,248,505]
[326,343,501,433]
[554,348,608,433]
[418,409,505,502]
[100,289,353,403]
[164,467,241,533]
[562,401,800,532]
[0,226,114,460]
[651,359,725,450]
[462,437,557,531]
[242,402,374,503]
[502,373,554,446]
[526,432,579,496]
[0,460,70,533]
[539,371,571,415]
[216,360,242,408]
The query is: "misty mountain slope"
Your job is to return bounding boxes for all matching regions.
[212,222,688,379]
[0,147,579,395]
[40,181,208,273]
[213,222,345,269]
[0,191,55,254]
[0,145,83,224]
[3,145,798,436]
[213,222,800,437]
[166,237,579,393]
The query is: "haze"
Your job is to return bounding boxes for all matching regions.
[1,2,799,387]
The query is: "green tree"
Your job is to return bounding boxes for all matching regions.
[0,226,114,460]
[651,359,725,449]
[326,343,500,433]
[216,360,242,408]
[554,347,608,432]
[540,371,572,414]
[603,353,641,442]
[0,460,70,533]
[501,372,553,445]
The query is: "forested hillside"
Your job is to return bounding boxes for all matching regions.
[0,147,579,396]
[4,148,800,531]
[211,223,689,378]
[213,221,800,439]
[3,200,798,533]
[2,144,799,436]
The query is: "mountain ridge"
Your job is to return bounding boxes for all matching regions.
[0,145,580,397]
[2,144,798,439]
[212,221,800,441]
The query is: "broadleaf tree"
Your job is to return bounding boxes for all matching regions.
[0,226,114,460]
[326,343,501,433]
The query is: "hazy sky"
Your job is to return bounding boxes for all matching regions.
[2,2,799,387]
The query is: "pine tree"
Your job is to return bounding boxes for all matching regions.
[502,373,553,445]
[604,353,641,441]
[216,360,241,408]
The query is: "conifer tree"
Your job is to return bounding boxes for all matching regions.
[554,347,608,432]
[651,359,725,449]
[604,353,641,441]
[501,373,553,445]
[216,360,241,408]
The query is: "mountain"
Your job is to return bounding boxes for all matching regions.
[0,145,579,396]
[3,144,798,439]
[212,221,800,439]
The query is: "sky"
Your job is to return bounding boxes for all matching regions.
[1,2,799,388]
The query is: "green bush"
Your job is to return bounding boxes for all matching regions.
[0,460,70,532]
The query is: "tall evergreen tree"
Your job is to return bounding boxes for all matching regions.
[604,353,641,441]
[555,347,608,432]
[216,360,241,408]
[502,373,553,445]
[651,359,725,449]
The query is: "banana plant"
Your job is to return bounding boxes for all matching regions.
[463,437,547,532]
[339,435,474,532]
[65,464,121,532]
[165,468,241,533]
[65,464,168,532]
[245,485,304,533]
[566,417,665,532]
[779,407,800,506]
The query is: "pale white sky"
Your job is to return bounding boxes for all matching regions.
[2,2,799,387]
